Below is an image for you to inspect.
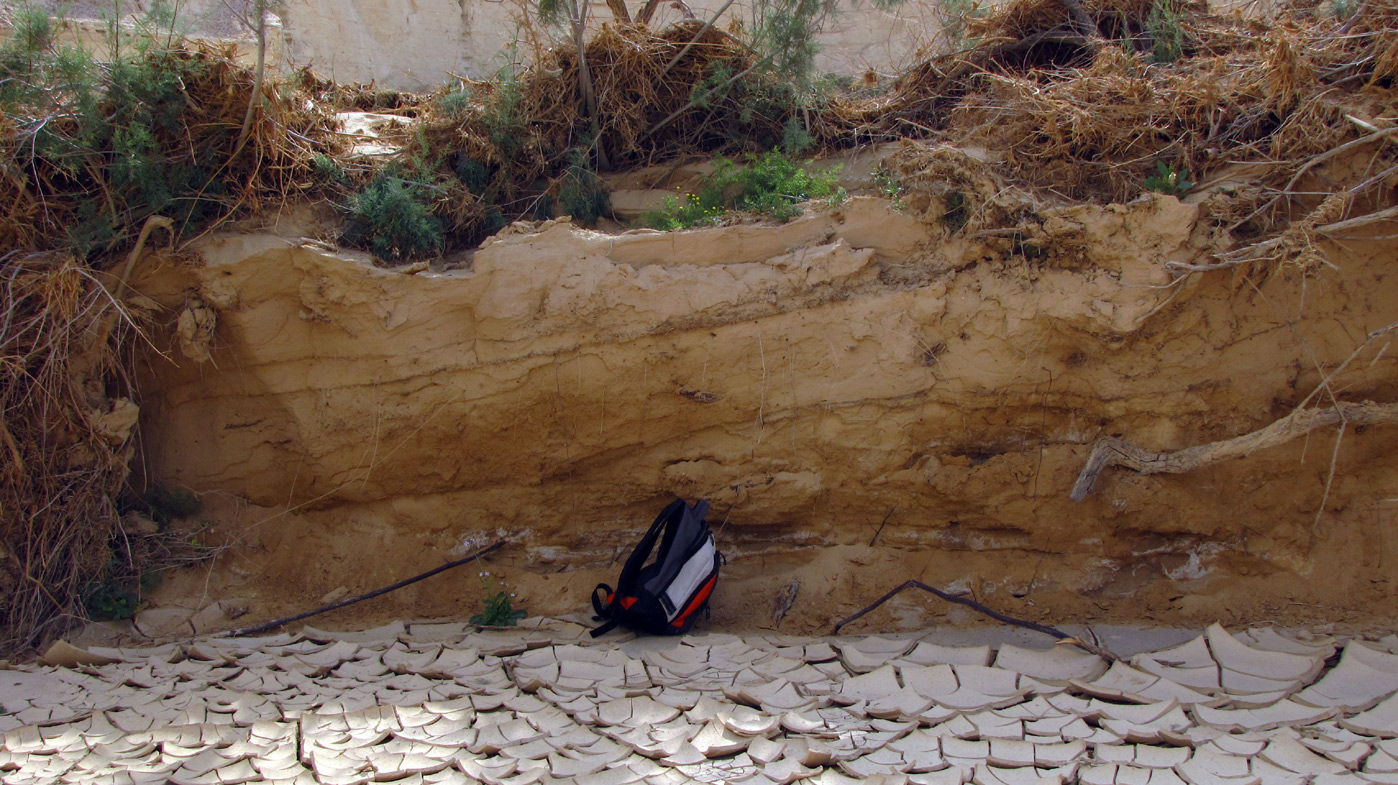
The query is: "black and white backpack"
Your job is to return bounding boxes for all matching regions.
[591,498,722,637]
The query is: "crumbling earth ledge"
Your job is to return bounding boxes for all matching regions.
[129,178,1398,632]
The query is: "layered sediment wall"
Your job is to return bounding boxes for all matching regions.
[127,155,1398,632]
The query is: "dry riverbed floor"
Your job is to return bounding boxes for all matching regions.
[3,619,1398,785]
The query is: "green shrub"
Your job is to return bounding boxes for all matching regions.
[341,173,444,264]
[453,154,490,195]
[557,159,611,225]
[1,10,258,257]
[482,77,526,164]
[436,85,472,117]
[312,153,348,185]
[1146,0,1187,63]
[643,148,844,230]
[781,117,816,156]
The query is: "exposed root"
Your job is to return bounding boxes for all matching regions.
[1071,401,1398,501]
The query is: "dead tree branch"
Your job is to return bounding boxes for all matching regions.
[636,0,665,24]
[605,0,632,22]
[832,579,1120,661]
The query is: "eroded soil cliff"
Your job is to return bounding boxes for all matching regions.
[124,143,1398,636]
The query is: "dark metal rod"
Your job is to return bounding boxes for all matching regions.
[219,541,506,638]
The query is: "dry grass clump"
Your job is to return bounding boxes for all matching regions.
[466,24,760,163]
[888,142,1040,234]
[857,0,1398,213]
[0,253,134,653]
[0,31,342,652]
[1329,0,1398,82]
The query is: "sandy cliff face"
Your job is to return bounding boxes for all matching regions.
[129,152,1398,634]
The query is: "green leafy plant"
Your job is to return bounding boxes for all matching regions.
[470,591,527,626]
[873,163,905,210]
[644,149,844,230]
[471,572,527,626]
[82,576,141,621]
[644,191,727,230]
[81,557,167,622]
[1144,161,1194,197]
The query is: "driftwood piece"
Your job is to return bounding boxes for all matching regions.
[832,579,1120,661]
[220,541,505,637]
[1071,401,1398,502]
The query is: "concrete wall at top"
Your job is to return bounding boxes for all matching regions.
[279,0,951,90]
[3,0,950,91]
[278,0,515,90]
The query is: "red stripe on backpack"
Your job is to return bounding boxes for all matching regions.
[670,573,718,628]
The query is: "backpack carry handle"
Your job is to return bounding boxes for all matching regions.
[591,583,615,618]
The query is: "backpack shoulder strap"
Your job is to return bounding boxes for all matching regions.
[641,499,712,598]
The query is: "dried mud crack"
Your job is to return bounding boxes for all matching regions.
[4,620,1398,784]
